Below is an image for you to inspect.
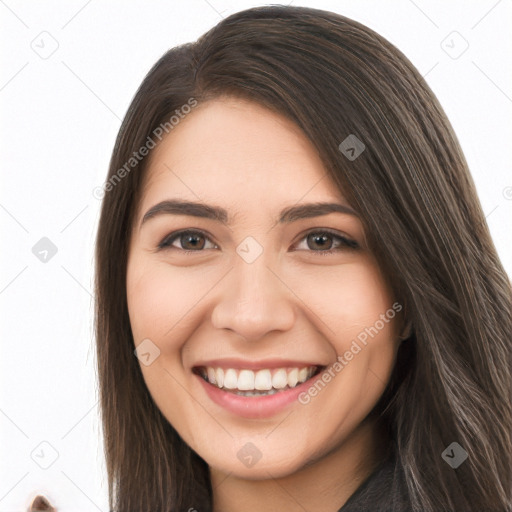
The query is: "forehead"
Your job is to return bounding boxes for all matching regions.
[137,97,349,219]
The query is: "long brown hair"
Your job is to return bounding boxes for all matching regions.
[94,6,512,511]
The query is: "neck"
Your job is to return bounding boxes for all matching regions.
[209,416,388,512]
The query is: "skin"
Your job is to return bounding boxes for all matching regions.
[126,96,406,512]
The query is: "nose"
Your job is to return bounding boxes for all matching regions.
[210,254,295,342]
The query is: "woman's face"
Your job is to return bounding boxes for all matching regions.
[126,96,404,479]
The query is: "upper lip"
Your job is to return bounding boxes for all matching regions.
[192,358,327,371]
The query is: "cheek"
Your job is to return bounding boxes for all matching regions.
[126,258,201,346]
[298,264,399,415]
[303,261,400,387]
[301,260,397,338]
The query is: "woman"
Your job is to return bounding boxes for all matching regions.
[94,5,512,511]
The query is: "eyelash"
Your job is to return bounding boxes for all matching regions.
[156,228,359,255]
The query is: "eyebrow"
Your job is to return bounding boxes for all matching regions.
[139,199,359,228]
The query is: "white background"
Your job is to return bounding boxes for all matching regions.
[1,1,511,510]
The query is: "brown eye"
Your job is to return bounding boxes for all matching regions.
[157,228,358,254]
[158,230,217,252]
[307,232,334,250]
[295,229,359,253]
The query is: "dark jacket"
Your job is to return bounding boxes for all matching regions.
[337,451,412,512]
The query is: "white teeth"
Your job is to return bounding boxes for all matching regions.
[223,369,238,389]
[298,367,309,382]
[254,369,272,390]
[238,369,255,390]
[272,369,288,389]
[199,365,319,392]
[287,368,299,387]
[215,368,224,388]
[207,367,217,385]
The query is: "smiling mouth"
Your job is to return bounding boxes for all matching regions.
[192,365,325,396]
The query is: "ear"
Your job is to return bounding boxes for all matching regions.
[398,318,413,341]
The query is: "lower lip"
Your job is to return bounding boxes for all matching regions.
[194,371,321,419]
